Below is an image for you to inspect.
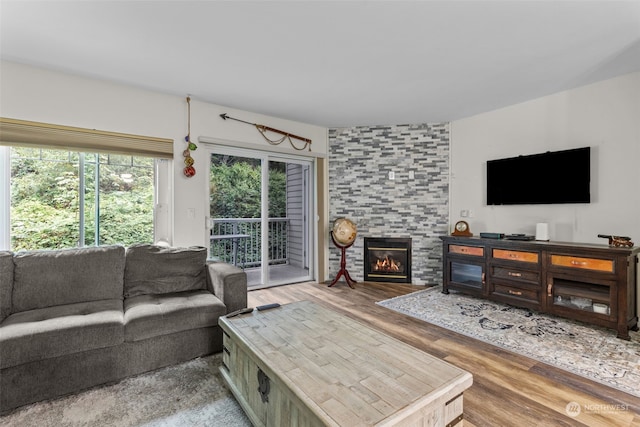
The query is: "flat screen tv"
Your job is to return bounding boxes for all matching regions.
[487,147,590,205]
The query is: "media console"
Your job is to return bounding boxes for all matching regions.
[440,236,640,340]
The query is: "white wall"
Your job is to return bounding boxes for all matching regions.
[450,72,640,244]
[0,61,328,249]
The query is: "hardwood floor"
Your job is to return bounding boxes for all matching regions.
[248,281,640,427]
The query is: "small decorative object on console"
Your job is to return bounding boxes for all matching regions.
[593,303,609,314]
[598,234,633,248]
[480,232,504,239]
[505,234,535,241]
[452,220,473,237]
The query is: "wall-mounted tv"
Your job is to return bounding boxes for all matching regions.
[487,147,590,205]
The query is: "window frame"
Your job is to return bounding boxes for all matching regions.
[3,147,162,251]
[0,118,174,251]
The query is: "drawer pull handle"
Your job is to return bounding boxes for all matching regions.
[508,290,523,296]
[507,272,522,277]
[257,368,271,403]
[509,254,518,258]
[570,260,588,266]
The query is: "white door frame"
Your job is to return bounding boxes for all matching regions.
[205,144,315,287]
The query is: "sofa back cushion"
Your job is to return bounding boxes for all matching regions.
[12,245,125,313]
[0,251,14,320]
[124,244,207,298]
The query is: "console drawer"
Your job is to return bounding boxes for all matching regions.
[491,266,539,283]
[551,255,614,273]
[493,249,538,263]
[492,283,539,303]
[449,244,484,257]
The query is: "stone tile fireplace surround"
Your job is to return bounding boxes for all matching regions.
[329,123,449,286]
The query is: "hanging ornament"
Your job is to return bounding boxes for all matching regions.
[183,165,196,177]
[183,96,197,177]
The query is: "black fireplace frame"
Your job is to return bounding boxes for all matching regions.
[363,237,412,284]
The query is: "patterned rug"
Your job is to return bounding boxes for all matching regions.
[0,354,251,427]
[377,287,640,398]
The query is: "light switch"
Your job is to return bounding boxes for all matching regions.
[388,171,395,180]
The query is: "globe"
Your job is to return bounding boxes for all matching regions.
[332,217,357,246]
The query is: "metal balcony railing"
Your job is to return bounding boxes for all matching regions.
[209,218,289,268]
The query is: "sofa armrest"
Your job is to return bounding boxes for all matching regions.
[206,261,247,314]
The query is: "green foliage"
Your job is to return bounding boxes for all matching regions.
[209,156,289,265]
[10,147,154,251]
[11,199,79,249]
[268,162,286,218]
[209,156,286,219]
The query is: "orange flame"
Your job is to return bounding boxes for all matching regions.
[373,256,401,272]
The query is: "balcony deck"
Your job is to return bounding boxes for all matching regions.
[245,264,311,289]
[210,217,311,288]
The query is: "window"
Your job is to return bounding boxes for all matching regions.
[7,147,155,251]
[0,117,174,251]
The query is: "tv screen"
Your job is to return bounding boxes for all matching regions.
[487,147,590,205]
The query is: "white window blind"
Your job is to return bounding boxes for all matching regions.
[0,117,173,158]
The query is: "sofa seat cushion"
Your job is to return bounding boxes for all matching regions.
[124,290,225,342]
[0,299,124,369]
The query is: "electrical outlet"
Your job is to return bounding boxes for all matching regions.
[460,209,469,218]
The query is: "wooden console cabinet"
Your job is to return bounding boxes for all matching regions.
[440,236,640,340]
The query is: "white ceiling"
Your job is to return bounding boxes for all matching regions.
[2,1,639,128]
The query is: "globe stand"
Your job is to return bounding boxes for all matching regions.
[329,231,356,289]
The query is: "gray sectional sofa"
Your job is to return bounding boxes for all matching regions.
[0,244,247,413]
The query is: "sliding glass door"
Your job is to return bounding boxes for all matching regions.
[208,147,313,288]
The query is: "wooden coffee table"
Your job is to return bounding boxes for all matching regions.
[219,300,472,427]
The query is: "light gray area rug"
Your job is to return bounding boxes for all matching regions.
[0,354,251,427]
[377,287,640,398]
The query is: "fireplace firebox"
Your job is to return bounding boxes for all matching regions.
[364,237,412,283]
